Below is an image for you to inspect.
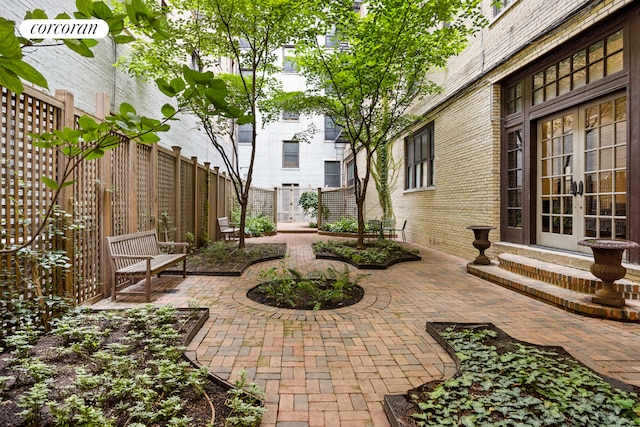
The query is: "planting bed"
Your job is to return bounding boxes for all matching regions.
[0,306,262,426]
[384,322,640,426]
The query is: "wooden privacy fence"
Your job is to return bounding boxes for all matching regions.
[0,85,274,306]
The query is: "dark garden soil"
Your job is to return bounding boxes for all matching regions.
[247,283,365,310]
[165,243,287,276]
[384,322,640,427]
[0,308,238,427]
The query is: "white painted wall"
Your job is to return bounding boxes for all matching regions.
[237,46,342,190]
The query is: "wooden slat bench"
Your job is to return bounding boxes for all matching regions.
[218,217,238,240]
[106,230,189,302]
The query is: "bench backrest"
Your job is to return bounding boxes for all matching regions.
[218,217,230,228]
[106,230,161,269]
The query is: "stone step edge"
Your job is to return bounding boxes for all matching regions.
[498,253,640,300]
[467,262,640,322]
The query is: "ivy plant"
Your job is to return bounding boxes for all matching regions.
[411,327,640,426]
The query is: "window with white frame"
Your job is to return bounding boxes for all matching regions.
[405,122,434,189]
[493,0,515,17]
[324,115,342,141]
[238,123,253,143]
[324,161,341,188]
[283,46,297,73]
[282,111,300,121]
[325,26,337,48]
[283,141,299,168]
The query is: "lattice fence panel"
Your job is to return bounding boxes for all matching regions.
[0,87,62,314]
[321,186,357,223]
[180,159,195,239]
[137,144,153,231]
[157,150,176,241]
[71,126,102,304]
[249,187,275,219]
[197,167,208,242]
[110,135,130,236]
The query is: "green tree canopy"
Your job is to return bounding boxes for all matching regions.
[287,0,488,247]
[122,0,325,247]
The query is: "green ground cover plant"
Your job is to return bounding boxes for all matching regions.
[313,239,419,266]
[170,242,286,275]
[247,259,366,310]
[410,327,640,426]
[0,305,264,426]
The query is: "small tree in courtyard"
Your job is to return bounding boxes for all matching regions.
[122,0,324,248]
[285,0,488,248]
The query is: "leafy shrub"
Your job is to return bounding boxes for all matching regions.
[257,259,366,310]
[230,207,276,237]
[319,217,359,233]
[244,214,276,237]
[298,191,319,219]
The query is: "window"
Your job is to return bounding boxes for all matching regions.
[325,26,337,48]
[493,0,515,17]
[532,29,623,105]
[324,161,341,188]
[282,111,300,121]
[507,129,523,228]
[346,160,355,187]
[324,115,343,141]
[283,141,299,168]
[506,82,522,115]
[283,46,297,73]
[405,123,434,189]
[238,123,253,143]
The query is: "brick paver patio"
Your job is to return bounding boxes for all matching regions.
[93,232,640,426]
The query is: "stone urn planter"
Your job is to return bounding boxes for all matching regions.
[578,238,640,308]
[467,225,496,265]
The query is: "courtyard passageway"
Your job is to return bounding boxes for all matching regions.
[94,232,640,427]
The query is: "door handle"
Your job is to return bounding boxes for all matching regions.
[577,180,584,195]
[570,181,577,196]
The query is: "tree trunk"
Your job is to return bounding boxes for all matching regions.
[356,196,366,249]
[238,196,248,249]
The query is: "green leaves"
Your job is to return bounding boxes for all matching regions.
[0,18,49,93]
[410,327,640,426]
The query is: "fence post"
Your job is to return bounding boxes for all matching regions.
[192,156,200,246]
[150,143,159,231]
[95,92,113,299]
[213,166,221,240]
[202,162,210,245]
[128,136,139,232]
[273,187,278,226]
[317,187,323,230]
[55,90,77,301]
[172,146,182,242]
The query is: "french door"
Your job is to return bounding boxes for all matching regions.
[537,93,627,253]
